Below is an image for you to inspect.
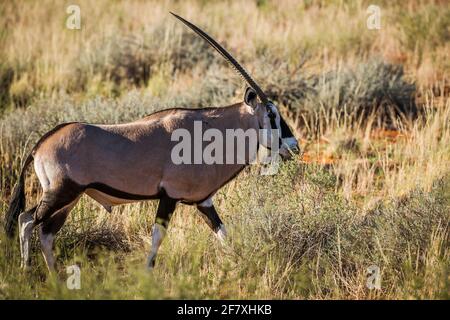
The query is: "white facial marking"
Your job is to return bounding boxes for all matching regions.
[257,102,282,150]
[268,104,277,115]
[216,224,227,244]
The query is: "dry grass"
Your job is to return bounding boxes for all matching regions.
[0,0,448,299]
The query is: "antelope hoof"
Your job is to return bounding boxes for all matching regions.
[216,224,227,245]
[147,256,156,270]
[21,262,31,272]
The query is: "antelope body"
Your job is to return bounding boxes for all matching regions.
[4,13,299,271]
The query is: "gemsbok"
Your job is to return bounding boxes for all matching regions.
[4,12,299,271]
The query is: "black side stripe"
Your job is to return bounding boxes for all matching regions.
[85,182,163,201]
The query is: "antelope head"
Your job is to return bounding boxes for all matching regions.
[171,12,300,159]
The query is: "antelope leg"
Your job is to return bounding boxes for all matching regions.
[147,195,177,269]
[18,208,36,270]
[38,198,79,272]
[196,198,227,244]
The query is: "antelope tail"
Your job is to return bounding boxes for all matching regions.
[4,153,33,238]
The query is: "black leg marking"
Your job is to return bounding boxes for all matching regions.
[196,204,223,233]
[40,202,75,235]
[39,200,79,272]
[155,195,177,228]
[34,183,83,226]
[148,195,178,269]
[30,183,82,271]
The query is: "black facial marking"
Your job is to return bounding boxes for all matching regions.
[262,103,282,149]
[265,102,278,131]
[268,112,278,130]
[279,116,294,139]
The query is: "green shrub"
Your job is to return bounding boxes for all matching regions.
[261,58,417,130]
[69,27,219,93]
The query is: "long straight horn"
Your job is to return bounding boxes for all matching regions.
[170,12,269,105]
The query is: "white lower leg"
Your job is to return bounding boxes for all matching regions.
[39,228,55,272]
[147,223,166,268]
[18,212,34,269]
[216,224,227,244]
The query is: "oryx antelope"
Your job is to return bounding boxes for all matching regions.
[4,13,299,271]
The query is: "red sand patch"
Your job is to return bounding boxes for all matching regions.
[370,129,406,141]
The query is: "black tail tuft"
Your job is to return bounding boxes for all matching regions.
[4,175,26,238]
[4,154,33,238]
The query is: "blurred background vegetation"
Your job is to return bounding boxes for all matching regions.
[0,0,448,299]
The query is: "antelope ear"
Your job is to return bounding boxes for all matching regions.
[244,87,258,108]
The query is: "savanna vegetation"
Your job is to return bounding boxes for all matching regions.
[0,0,449,299]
